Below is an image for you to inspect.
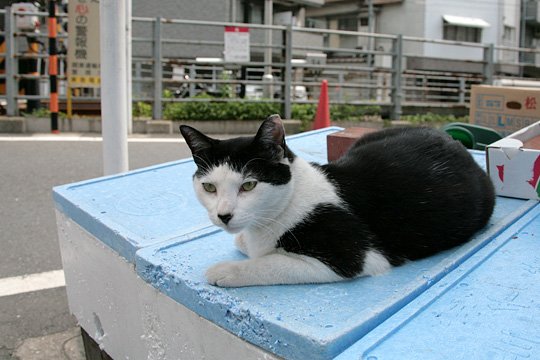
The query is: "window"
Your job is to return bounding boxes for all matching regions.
[444,25,482,43]
[442,15,489,43]
[338,17,358,31]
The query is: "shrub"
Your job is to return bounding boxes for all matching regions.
[163,99,282,121]
[133,102,152,118]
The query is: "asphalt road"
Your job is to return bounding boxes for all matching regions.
[0,134,194,359]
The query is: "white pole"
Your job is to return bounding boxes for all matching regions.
[100,0,129,175]
[126,0,133,134]
[263,0,273,98]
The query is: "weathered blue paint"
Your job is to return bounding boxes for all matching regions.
[53,127,538,359]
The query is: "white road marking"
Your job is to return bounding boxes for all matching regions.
[0,269,66,298]
[0,135,185,143]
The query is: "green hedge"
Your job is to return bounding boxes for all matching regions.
[138,99,382,122]
[163,101,283,121]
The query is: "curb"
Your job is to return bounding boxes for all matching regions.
[0,117,304,135]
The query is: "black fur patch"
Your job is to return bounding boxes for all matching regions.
[192,136,294,185]
[277,203,374,278]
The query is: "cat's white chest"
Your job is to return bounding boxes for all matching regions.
[237,230,277,258]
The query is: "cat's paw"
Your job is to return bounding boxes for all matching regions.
[234,233,248,255]
[206,261,248,287]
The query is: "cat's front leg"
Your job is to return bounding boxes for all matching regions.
[206,250,343,287]
[234,233,248,255]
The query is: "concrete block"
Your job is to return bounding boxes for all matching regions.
[327,127,379,161]
[24,117,50,133]
[146,120,172,134]
[0,117,25,133]
[132,118,147,133]
[337,205,540,360]
[54,126,538,359]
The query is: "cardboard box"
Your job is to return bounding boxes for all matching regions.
[487,121,540,200]
[327,127,378,161]
[470,85,540,136]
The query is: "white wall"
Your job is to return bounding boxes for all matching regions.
[376,0,520,62]
[377,0,426,55]
[422,0,502,61]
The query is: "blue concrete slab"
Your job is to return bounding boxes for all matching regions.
[52,127,342,262]
[336,203,540,360]
[134,169,536,359]
[53,126,539,359]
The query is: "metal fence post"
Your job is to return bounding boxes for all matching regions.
[390,34,403,120]
[153,17,163,119]
[282,24,292,120]
[483,43,494,85]
[5,7,17,116]
[458,77,466,104]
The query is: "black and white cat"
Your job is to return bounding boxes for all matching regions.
[180,115,495,287]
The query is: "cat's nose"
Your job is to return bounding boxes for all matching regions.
[218,213,233,225]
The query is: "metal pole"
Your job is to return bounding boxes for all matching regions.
[48,1,59,132]
[153,17,163,120]
[5,7,16,116]
[263,0,274,98]
[520,0,526,77]
[100,0,129,175]
[283,24,292,120]
[367,0,374,67]
[264,0,273,75]
[126,0,133,133]
[458,77,466,104]
[483,43,494,85]
[391,34,403,120]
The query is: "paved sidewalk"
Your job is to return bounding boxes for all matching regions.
[11,327,85,360]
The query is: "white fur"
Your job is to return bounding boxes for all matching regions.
[206,249,343,287]
[196,157,348,287]
[359,250,392,277]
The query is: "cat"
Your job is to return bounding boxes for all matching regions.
[179,115,495,287]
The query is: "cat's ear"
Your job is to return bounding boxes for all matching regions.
[180,125,215,154]
[255,114,286,159]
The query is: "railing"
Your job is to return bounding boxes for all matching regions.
[2,8,540,120]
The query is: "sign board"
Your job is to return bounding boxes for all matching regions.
[224,26,250,63]
[68,0,100,88]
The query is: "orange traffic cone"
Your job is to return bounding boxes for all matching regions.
[312,79,330,130]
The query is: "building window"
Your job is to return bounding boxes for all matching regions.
[338,17,358,31]
[503,25,515,44]
[242,1,263,24]
[443,25,482,43]
[442,15,488,43]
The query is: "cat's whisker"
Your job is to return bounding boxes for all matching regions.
[250,218,301,250]
[192,154,212,173]
[254,215,303,251]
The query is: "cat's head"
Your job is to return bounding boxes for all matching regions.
[180,115,296,233]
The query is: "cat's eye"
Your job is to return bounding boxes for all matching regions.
[202,183,216,193]
[241,181,257,192]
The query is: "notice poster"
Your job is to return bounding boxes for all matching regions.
[67,0,100,88]
[224,26,250,62]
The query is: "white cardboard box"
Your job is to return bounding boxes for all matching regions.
[487,121,540,200]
